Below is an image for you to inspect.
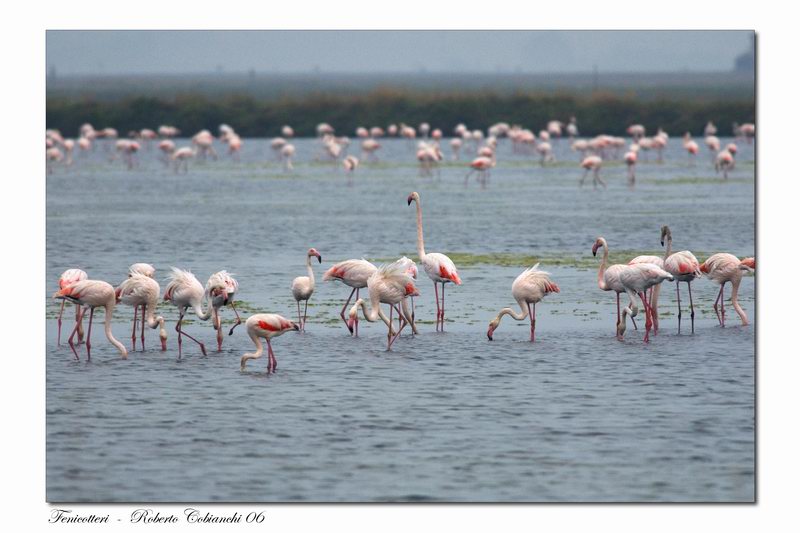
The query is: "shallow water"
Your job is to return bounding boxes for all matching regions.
[46,136,755,502]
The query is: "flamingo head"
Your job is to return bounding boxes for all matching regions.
[407,191,420,206]
[290,322,300,332]
[660,225,672,246]
[487,318,500,340]
[591,238,603,257]
[308,248,322,263]
[740,257,755,272]
[208,284,228,305]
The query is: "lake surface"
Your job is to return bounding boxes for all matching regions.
[46,136,755,502]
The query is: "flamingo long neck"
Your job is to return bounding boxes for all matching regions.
[144,300,167,340]
[663,233,673,259]
[193,294,214,321]
[414,199,427,260]
[352,296,391,328]
[597,240,609,290]
[494,301,530,326]
[729,276,749,325]
[103,302,127,356]
[306,256,316,287]
[242,332,264,366]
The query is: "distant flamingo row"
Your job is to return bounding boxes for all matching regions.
[53,192,754,373]
[45,119,754,183]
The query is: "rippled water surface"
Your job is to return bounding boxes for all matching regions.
[46,137,755,502]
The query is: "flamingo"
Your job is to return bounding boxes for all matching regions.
[465,156,494,186]
[163,267,217,359]
[56,268,88,345]
[118,263,157,350]
[487,264,560,342]
[206,270,242,350]
[683,133,699,165]
[395,256,420,335]
[700,254,755,326]
[580,156,605,188]
[715,149,735,179]
[536,142,555,166]
[172,147,194,173]
[116,272,168,351]
[618,264,674,342]
[347,261,418,350]
[623,150,637,187]
[281,144,296,172]
[240,314,299,374]
[661,227,703,334]
[53,280,127,360]
[291,248,322,332]
[592,237,638,339]
[323,258,377,336]
[281,125,294,138]
[407,191,462,331]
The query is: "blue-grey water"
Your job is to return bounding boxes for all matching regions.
[46,136,755,502]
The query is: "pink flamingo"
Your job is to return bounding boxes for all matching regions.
[206,271,242,350]
[661,227,702,334]
[715,150,735,179]
[623,150,637,187]
[323,258,377,336]
[628,225,672,334]
[700,254,755,326]
[116,272,168,351]
[291,248,322,332]
[618,264,674,343]
[56,268,88,345]
[683,133,699,165]
[395,256,420,335]
[240,314,299,374]
[53,280,127,360]
[408,191,462,331]
[120,263,157,351]
[593,237,638,338]
[465,156,493,185]
[487,264,560,342]
[580,155,605,188]
[163,267,217,359]
[347,261,418,350]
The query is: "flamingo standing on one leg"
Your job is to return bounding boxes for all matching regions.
[291,248,322,332]
[347,260,418,350]
[487,264,560,342]
[592,237,638,338]
[53,280,128,360]
[163,267,217,359]
[661,227,703,334]
[700,254,755,326]
[407,191,462,332]
[206,270,242,350]
[116,272,168,351]
[240,314,299,374]
[323,258,377,337]
[56,268,87,345]
[618,264,674,343]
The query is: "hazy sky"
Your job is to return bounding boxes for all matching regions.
[46,30,753,75]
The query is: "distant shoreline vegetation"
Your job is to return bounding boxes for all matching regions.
[46,89,754,138]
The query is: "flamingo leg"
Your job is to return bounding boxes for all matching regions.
[67,306,86,361]
[140,304,146,350]
[227,301,243,335]
[676,283,683,334]
[267,339,276,373]
[216,310,223,351]
[387,304,394,350]
[433,282,441,332]
[411,296,416,332]
[57,299,65,345]
[441,282,446,332]
[388,304,408,349]
[616,293,621,336]
[338,288,357,334]
[303,300,309,332]
[86,308,95,360]
[296,300,303,333]
[175,309,207,360]
[76,304,85,344]
[720,283,726,327]
[355,289,360,337]
[713,284,724,326]
[640,291,652,343]
[131,304,138,351]
[688,281,696,334]
[529,302,537,342]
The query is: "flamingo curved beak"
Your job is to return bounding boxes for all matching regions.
[346,317,355,334]
[591,242,600,256]
[292,323,300,331]
[487,326,495,341]
[407,195,413,205]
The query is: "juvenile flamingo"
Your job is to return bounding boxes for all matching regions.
[240,314,299,374]
[291,248,322,332]
[700,254,755,326]
[661,227,703,334]
[323,258,377,336]
[347,261,418,350]
[163,267,217,359]
[116,272,168,351]
[407,191,462,331]
[487,264,560,342]
[593,237,638,338]
[56,268,87,345]
[53,280,127,360]
[618,264,674,343]
[206,270,242,350]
